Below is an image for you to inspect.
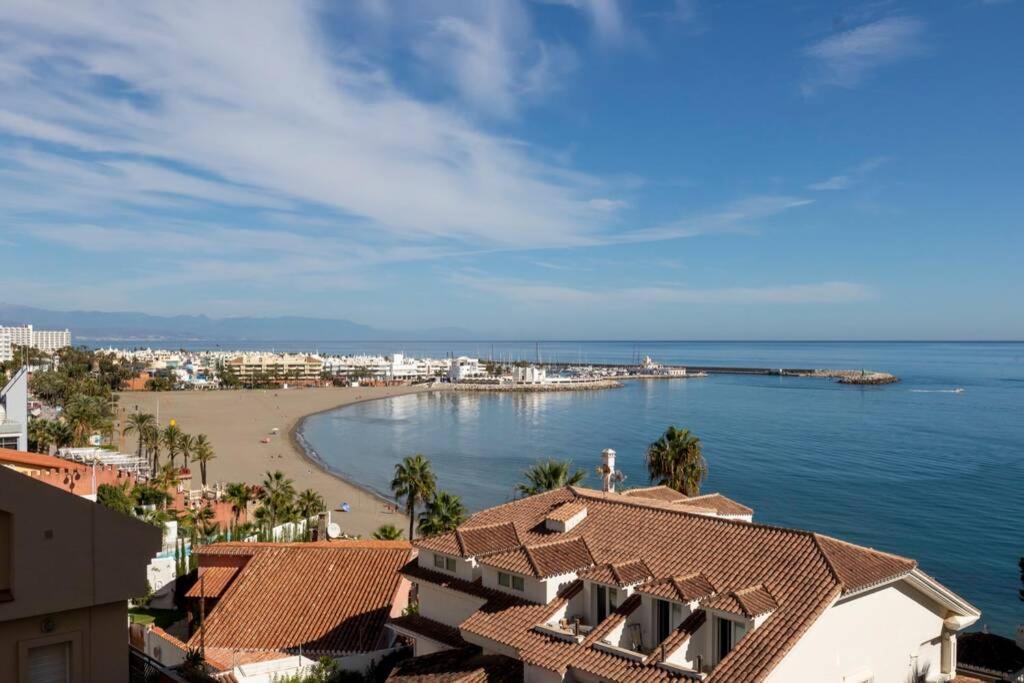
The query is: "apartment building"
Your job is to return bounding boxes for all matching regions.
[222,353,323,384]
[0,325,71,353]
[392,457,979,682]
[0,462,161,682]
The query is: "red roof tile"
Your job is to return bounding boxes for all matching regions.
[578,559,654,587]
[705,585,778,618]
[481,536,595,579]
[188,541,413,662]
[186,566,240,599]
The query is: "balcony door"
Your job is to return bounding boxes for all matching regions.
[595,585,608,622]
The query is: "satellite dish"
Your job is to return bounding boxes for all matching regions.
[326,522,342,539]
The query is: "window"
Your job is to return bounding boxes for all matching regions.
[433,554,456,572]
[596,585,608,622]
[715,617,748,662]
[608,588,618,609]
[27,641,71,683]
[656,599,672,642]
[498,572,524,591]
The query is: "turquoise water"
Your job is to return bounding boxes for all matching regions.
[299,342,1023,634]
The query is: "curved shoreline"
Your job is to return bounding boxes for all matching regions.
[287,386,436,506]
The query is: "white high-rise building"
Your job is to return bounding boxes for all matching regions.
[0,332,12,363]
[0,324,71,353]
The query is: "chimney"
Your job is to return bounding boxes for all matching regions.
[601,448,617,493]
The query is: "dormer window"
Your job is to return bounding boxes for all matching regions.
[715,616,748,662]
[433,553,456,573]
[655,598,685,642]
[497,571,524,591]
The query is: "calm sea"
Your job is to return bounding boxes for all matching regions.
[296,341,1024,635]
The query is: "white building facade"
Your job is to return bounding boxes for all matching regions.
[0,324,71,353]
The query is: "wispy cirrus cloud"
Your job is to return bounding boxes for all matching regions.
[452,272,874,306]
[803,16,925,93]
[808,157,889,191]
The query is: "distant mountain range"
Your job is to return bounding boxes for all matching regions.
[0,304,473,342]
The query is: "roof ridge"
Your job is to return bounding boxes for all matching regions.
[570,486,852,544]
[521,545,542,576]
[810,534,844,587]
[813,532,916,564]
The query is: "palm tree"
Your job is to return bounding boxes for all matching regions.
[516,459,586,497]
[63,394,111,446]
[181,505,215,546]
[143,424,162,472]
[191,434,216,488]
[645,426,707,496]
[178,433,197,474]
[224,482,252,529]
[296,488,325,520]
[162,424,183,469]
[47,420,74,451]
[391,454,437,541]
[124,412,155,461]
[28,419,52,454]
[372,524,404,540]
[259,470,296,529]
[417,491,467,537]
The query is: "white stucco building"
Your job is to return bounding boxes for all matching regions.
[392,454,979,682]
[0,324,71,353]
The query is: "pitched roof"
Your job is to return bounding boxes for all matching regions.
[456,522,521,557]
[545,501,587,522]
[410,485,928,683]
[187,541,412,662]
[578,559,654,587]
[705,585,779,618]
[390,614,467,649]
[674,493,753,517]
[636,573,716,603]
[620,485,688,502]
[814,534,916,594]
[186,566,240,599]
[480,536,595,579]
[387,647,523,682]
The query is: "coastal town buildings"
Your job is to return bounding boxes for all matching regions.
[0,324,71,354]
[0,368,28,451]
[393,454,980,682]
[172,540,414,678]
[223,352,324,384]
[0,331,11,363]
[0,460,161,682]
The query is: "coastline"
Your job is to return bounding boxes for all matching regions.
[118,385,431,538]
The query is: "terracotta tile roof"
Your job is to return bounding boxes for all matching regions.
[620,485,688,502]
[390,614,468,649]
[674,493,753,518]
[387,647,523,682]
[409,485,930,683]
[456,522,521,557]
[578,559,654,587]
[705,585,778,618]
[636,573,717,603]
[480,536,595,579]
[545,501,588,522]
[814,534,916,594]
[186,566,240,599]
[0,448,83,471]
[188,541,412,663]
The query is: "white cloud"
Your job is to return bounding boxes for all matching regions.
[453,273,875,306]
[803,16,925,92]
[588,198,628,211]
[0,1,610,250]
[807,157,889,191]
[544,0,627,45]
[616,195,812,243]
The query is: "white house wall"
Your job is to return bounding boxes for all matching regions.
[416,580,486,629]
[763,580,948,683]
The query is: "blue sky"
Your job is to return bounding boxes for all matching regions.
[1,0,1021,339]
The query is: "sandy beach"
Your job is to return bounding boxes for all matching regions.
[117,385,433,538]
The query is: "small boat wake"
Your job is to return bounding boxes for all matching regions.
[911,388,965,394]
